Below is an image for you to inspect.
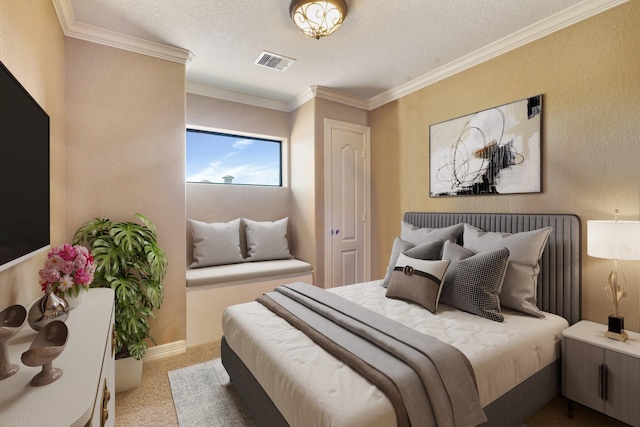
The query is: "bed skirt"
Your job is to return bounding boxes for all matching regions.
[221,337,561,427]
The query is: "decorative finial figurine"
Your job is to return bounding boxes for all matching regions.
[606,209,627,318]
[604,209,628,341]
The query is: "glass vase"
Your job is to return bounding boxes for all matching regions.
[28,284,69,331]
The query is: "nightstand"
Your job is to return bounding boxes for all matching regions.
[562,320,640,426]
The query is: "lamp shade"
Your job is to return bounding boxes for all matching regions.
[587,220,640,260]
[289,0,348,40]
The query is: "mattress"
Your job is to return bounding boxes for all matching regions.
[222,280,569,427]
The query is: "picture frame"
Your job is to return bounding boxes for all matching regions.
[429,95,542,197]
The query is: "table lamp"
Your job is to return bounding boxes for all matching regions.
[587,211,640,341]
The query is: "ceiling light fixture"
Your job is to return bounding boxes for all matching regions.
[289,0,348,40]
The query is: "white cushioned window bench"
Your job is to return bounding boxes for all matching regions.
[186,217,312,347]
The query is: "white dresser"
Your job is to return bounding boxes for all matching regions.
[0,288,115,426]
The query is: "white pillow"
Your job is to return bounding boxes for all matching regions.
[462,224,552,318]
[188,218,244,268]
[400,221,462,246]
[243,217,293,262]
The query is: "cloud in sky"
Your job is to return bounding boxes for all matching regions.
[186,131,281,185]
[232,139,254,150]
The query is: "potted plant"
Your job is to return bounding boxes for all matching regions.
[73,213,167,391]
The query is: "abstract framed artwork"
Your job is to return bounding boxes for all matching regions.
[429,95,542,197]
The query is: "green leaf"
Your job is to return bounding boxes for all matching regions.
[73,217,112,245]
[135,212,157,237]
[73,213,166,360]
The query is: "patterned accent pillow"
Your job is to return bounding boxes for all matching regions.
[400,221,463,246]
[243,217,293,262]
[462,224,551,318]
[440,241,510,322]
[381,238,443,288]
[188,218,244,268]
[386,253,451,313]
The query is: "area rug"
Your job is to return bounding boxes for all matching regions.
[168,358,255,427]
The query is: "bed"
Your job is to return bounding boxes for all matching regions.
[221,212,581,427]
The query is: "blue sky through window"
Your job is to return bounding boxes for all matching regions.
[186,130,281,186]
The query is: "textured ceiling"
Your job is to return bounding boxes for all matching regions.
[62,0,623,109]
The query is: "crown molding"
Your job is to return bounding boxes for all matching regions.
[186,83,370,113]
[309,86,370,110]
[288,87,316,111]
[368,0,629,109]
[193,0,627,112]
[52,0,193,65]
[53,0,627,111]
[287,86,369,111]
[186,81,291,112]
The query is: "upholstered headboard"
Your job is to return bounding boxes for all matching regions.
[404,212,582,324]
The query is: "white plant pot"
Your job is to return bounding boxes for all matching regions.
[115,356,143,393]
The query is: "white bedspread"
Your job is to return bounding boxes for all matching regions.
[222,280,568,427]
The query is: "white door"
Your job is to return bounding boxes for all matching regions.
[324,119,370,288]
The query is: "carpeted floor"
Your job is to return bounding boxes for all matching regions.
[115,341,220,426]
[115,340,627,426]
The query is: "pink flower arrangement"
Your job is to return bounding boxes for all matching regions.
[39,243,96,297]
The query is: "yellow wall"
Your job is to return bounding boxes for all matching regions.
[0,1,66,305]
[187,93,290,139]
[64,38,187,347]
[2,0,638,348]
[289,100,317,274]
[370,1,640,331]
[0,1,187,350]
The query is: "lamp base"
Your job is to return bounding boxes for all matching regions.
[606,315,628,341]
[605,331,628,341]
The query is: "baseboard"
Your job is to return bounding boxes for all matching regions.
[144,339,187,361]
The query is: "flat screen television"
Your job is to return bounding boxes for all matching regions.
[0,61,50,273]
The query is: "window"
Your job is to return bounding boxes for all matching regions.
[186,129,283,186]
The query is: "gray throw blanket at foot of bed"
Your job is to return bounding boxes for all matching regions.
[257,282,487,427]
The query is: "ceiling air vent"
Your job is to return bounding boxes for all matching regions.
[254,51,296,72]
